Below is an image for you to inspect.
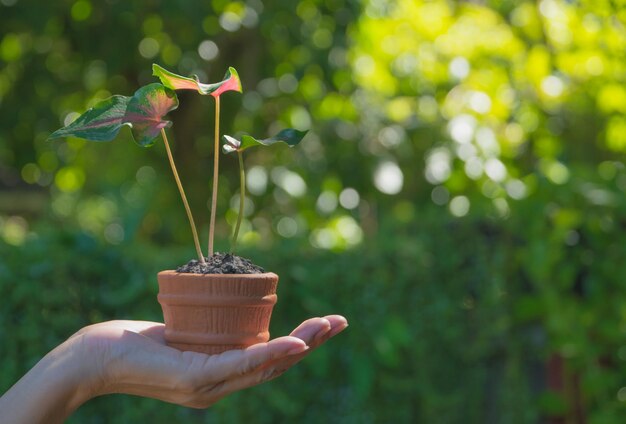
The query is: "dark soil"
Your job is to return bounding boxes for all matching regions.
[176,252,266,274]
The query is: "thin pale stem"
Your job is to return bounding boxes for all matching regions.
[161,128,205,264]
[231,151,245,253]
[208,96,220,257]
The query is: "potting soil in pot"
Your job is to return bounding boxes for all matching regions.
[176,252,265,274]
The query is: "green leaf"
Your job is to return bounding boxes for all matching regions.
[47,95,130,142]
[152,64,242,97]
[122,83,179,147]
[222,129,308,154]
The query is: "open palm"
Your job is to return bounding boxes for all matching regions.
[71,315,348,408]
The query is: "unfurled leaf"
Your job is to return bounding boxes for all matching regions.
[222,129,308,154]
[47,95,130,141]
[152,64,242,98]
[122,83,179,147]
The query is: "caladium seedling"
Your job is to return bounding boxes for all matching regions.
[222,129,308,252]
[48,83,206,265]
[153,64,242,257]
[50,63,307,265]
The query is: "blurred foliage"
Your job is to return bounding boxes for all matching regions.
[3,0,626,422]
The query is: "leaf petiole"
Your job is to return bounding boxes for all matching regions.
[161,128,206,264]
[208,96,220,257]
[231,150,245,253]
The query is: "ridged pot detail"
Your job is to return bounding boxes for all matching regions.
[157,271,279,355]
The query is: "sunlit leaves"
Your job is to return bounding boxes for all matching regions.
[222,129,308,154]
[47,95,130,142]
[605,116,626,152]
[122,83,178,146]
[597,83,626,114]
[351,0,593,197]
[152,64,242,97]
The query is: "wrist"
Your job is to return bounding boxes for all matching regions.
[0,331,107,424]
[55,333,109,410]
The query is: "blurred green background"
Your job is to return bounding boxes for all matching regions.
[1,0,626,422]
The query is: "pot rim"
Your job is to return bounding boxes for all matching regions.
[158,270,278,279]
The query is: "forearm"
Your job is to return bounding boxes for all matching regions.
[0,335,99,424]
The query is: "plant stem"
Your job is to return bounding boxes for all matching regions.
[231,151,245,253]
[161,128,205,264]
[208,96,220,257]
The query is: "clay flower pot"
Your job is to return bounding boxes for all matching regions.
[157,271,279,355]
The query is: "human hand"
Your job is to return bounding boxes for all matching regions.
[73,315,348,407]
[0,316,347,424]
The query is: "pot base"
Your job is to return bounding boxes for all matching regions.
[166,343,247,355]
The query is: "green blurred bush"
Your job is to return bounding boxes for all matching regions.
[3,182,626,423]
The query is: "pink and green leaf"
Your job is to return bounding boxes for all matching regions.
[47,95,130,142]
[122,83,179,147]
[211,67,242,97]
[152,64,242,98]
[222,129,308,154]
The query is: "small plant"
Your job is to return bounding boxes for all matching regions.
[49,63,311,354]
[48,64,306,268]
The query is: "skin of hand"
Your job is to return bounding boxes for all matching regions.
[0,315,348,424]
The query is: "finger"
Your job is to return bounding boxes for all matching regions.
[174,318,349,408]
[108,333,307,403]
[289,317,332,346]
[290,315,349,348]
[124,337,309,408]
[194,336,308,383]
[199,353,308,403]
[265,315,349,373]
[204,319,348,402]
[323,315,349,339]
[180,318,347,401]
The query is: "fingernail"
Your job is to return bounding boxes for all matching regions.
[329,323,349,337]
[287,345,309,355]
[314,326,332,342]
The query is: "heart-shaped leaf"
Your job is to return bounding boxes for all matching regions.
[222,129,308,154]
[47,95,130,141]
[152,64,242,98]
[122,83,179,147]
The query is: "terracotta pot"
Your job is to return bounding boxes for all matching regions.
[157,271,279,355]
